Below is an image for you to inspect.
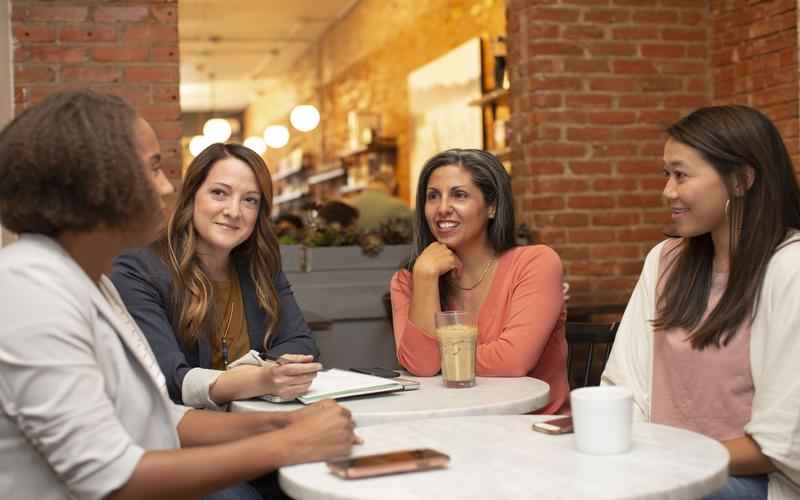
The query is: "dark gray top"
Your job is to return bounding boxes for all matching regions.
[111,246,318,405]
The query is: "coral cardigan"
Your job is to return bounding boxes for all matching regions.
[390,245,569,414]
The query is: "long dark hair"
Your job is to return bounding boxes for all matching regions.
[156,143,281,349]
[409,148,517,307]
[654,105,800,349]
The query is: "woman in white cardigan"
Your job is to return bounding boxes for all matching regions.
[0,90,357,500]
[602,106,800,500]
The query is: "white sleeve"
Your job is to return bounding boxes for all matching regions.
[601,241,664,423]
[746,241,800,490]
[0,270,144,500]
[181,367,225,410]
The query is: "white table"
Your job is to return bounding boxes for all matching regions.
[279,415,729,500]
[231,375,550,426]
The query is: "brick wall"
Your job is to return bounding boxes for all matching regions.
[11,1,183,182]
[506,0,711,306]
[245,0,507,202]
[711,0,799,169]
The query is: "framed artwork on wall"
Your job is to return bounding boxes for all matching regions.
[407,37,483,206]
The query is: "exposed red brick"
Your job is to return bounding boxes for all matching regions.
[62,66,123,83]
[12,0,183,186]
[59,24,117,42]
[15,65,55,83]
[13,25,57,43]
[568,196,615,210]
[27,5,87,22]
[93,6,150,23]
[151,5,178,25]
[124,66,179,83]
[123,23,178,44]
[91,47,149,62]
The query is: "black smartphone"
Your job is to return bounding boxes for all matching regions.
[350,367,401,378]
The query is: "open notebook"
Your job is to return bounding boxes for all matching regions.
[295,368,404,405]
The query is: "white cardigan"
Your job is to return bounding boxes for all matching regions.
[602,235,800,500]
[0,235,190,500]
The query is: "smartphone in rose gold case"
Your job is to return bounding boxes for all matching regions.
[532,416,574,435]
[327,448,450,479]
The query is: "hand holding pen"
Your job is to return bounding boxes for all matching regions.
[260,353,322,400]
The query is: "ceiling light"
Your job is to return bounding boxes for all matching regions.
[189,135,212,157]
[263,125,290,149]
[290,104,321,132]
[243,136,267,155]
[202,118,232,143]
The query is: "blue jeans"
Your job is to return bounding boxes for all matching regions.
[202,482,262,500]
[202,471,291,500]
[703,475,768,500]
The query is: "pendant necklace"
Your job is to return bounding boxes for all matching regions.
[451,257,496,291]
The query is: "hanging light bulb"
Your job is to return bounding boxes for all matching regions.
[263,125,290,148]
[189,135,212,157]
[289,104,320,132]
[202,118,232,143]
[243,136,267,155]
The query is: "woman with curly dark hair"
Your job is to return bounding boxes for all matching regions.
[112,143,320,410]
[0,90,356,500]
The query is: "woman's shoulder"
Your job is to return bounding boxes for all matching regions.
[502,245,561,269]
[111,244,171,288]
[767,232,800,275]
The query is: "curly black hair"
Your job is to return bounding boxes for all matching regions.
[0,90,159,236]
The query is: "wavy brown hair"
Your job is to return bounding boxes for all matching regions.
[157,143,281,349]
[0,90,159,237]
[654,106,800,349]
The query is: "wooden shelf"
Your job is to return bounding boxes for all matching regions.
[273,189,309,205]
[307,167,346,185]
[468,88,509,107]
[273,164,304,182]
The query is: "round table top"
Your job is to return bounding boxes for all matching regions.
[279,415,729,500]
[231,375,550,427]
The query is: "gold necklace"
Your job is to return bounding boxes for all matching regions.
[219,270,236,369]
[220,294,235,369]
[451,258,496,291]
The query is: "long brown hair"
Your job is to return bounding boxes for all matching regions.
[158,143,281,349]
[654,106,800,349]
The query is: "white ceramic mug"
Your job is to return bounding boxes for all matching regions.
[570,386,633,455]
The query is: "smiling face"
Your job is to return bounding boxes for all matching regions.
[192,156,262,259]
[424,164,495,253]
[662,138,731,241]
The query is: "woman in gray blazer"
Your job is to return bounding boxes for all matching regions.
[0,90,356,500]
[112,143,321,410]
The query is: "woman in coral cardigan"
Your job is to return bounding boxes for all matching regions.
[390,149,569,414]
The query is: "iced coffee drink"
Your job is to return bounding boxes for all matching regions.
[435,311,478,388]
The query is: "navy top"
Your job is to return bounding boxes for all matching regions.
[111,246,318,404]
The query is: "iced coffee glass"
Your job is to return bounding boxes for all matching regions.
[435,311,478,388]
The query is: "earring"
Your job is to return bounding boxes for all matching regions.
[724,199,730,217]
[489,211,495,219]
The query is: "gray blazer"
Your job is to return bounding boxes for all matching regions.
[0,235,188,500]
[111,246,318,407]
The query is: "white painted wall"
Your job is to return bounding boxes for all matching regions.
[0,0,15,246]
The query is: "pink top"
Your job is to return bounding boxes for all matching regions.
[651,240,754,441]
[390,245,569,414]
